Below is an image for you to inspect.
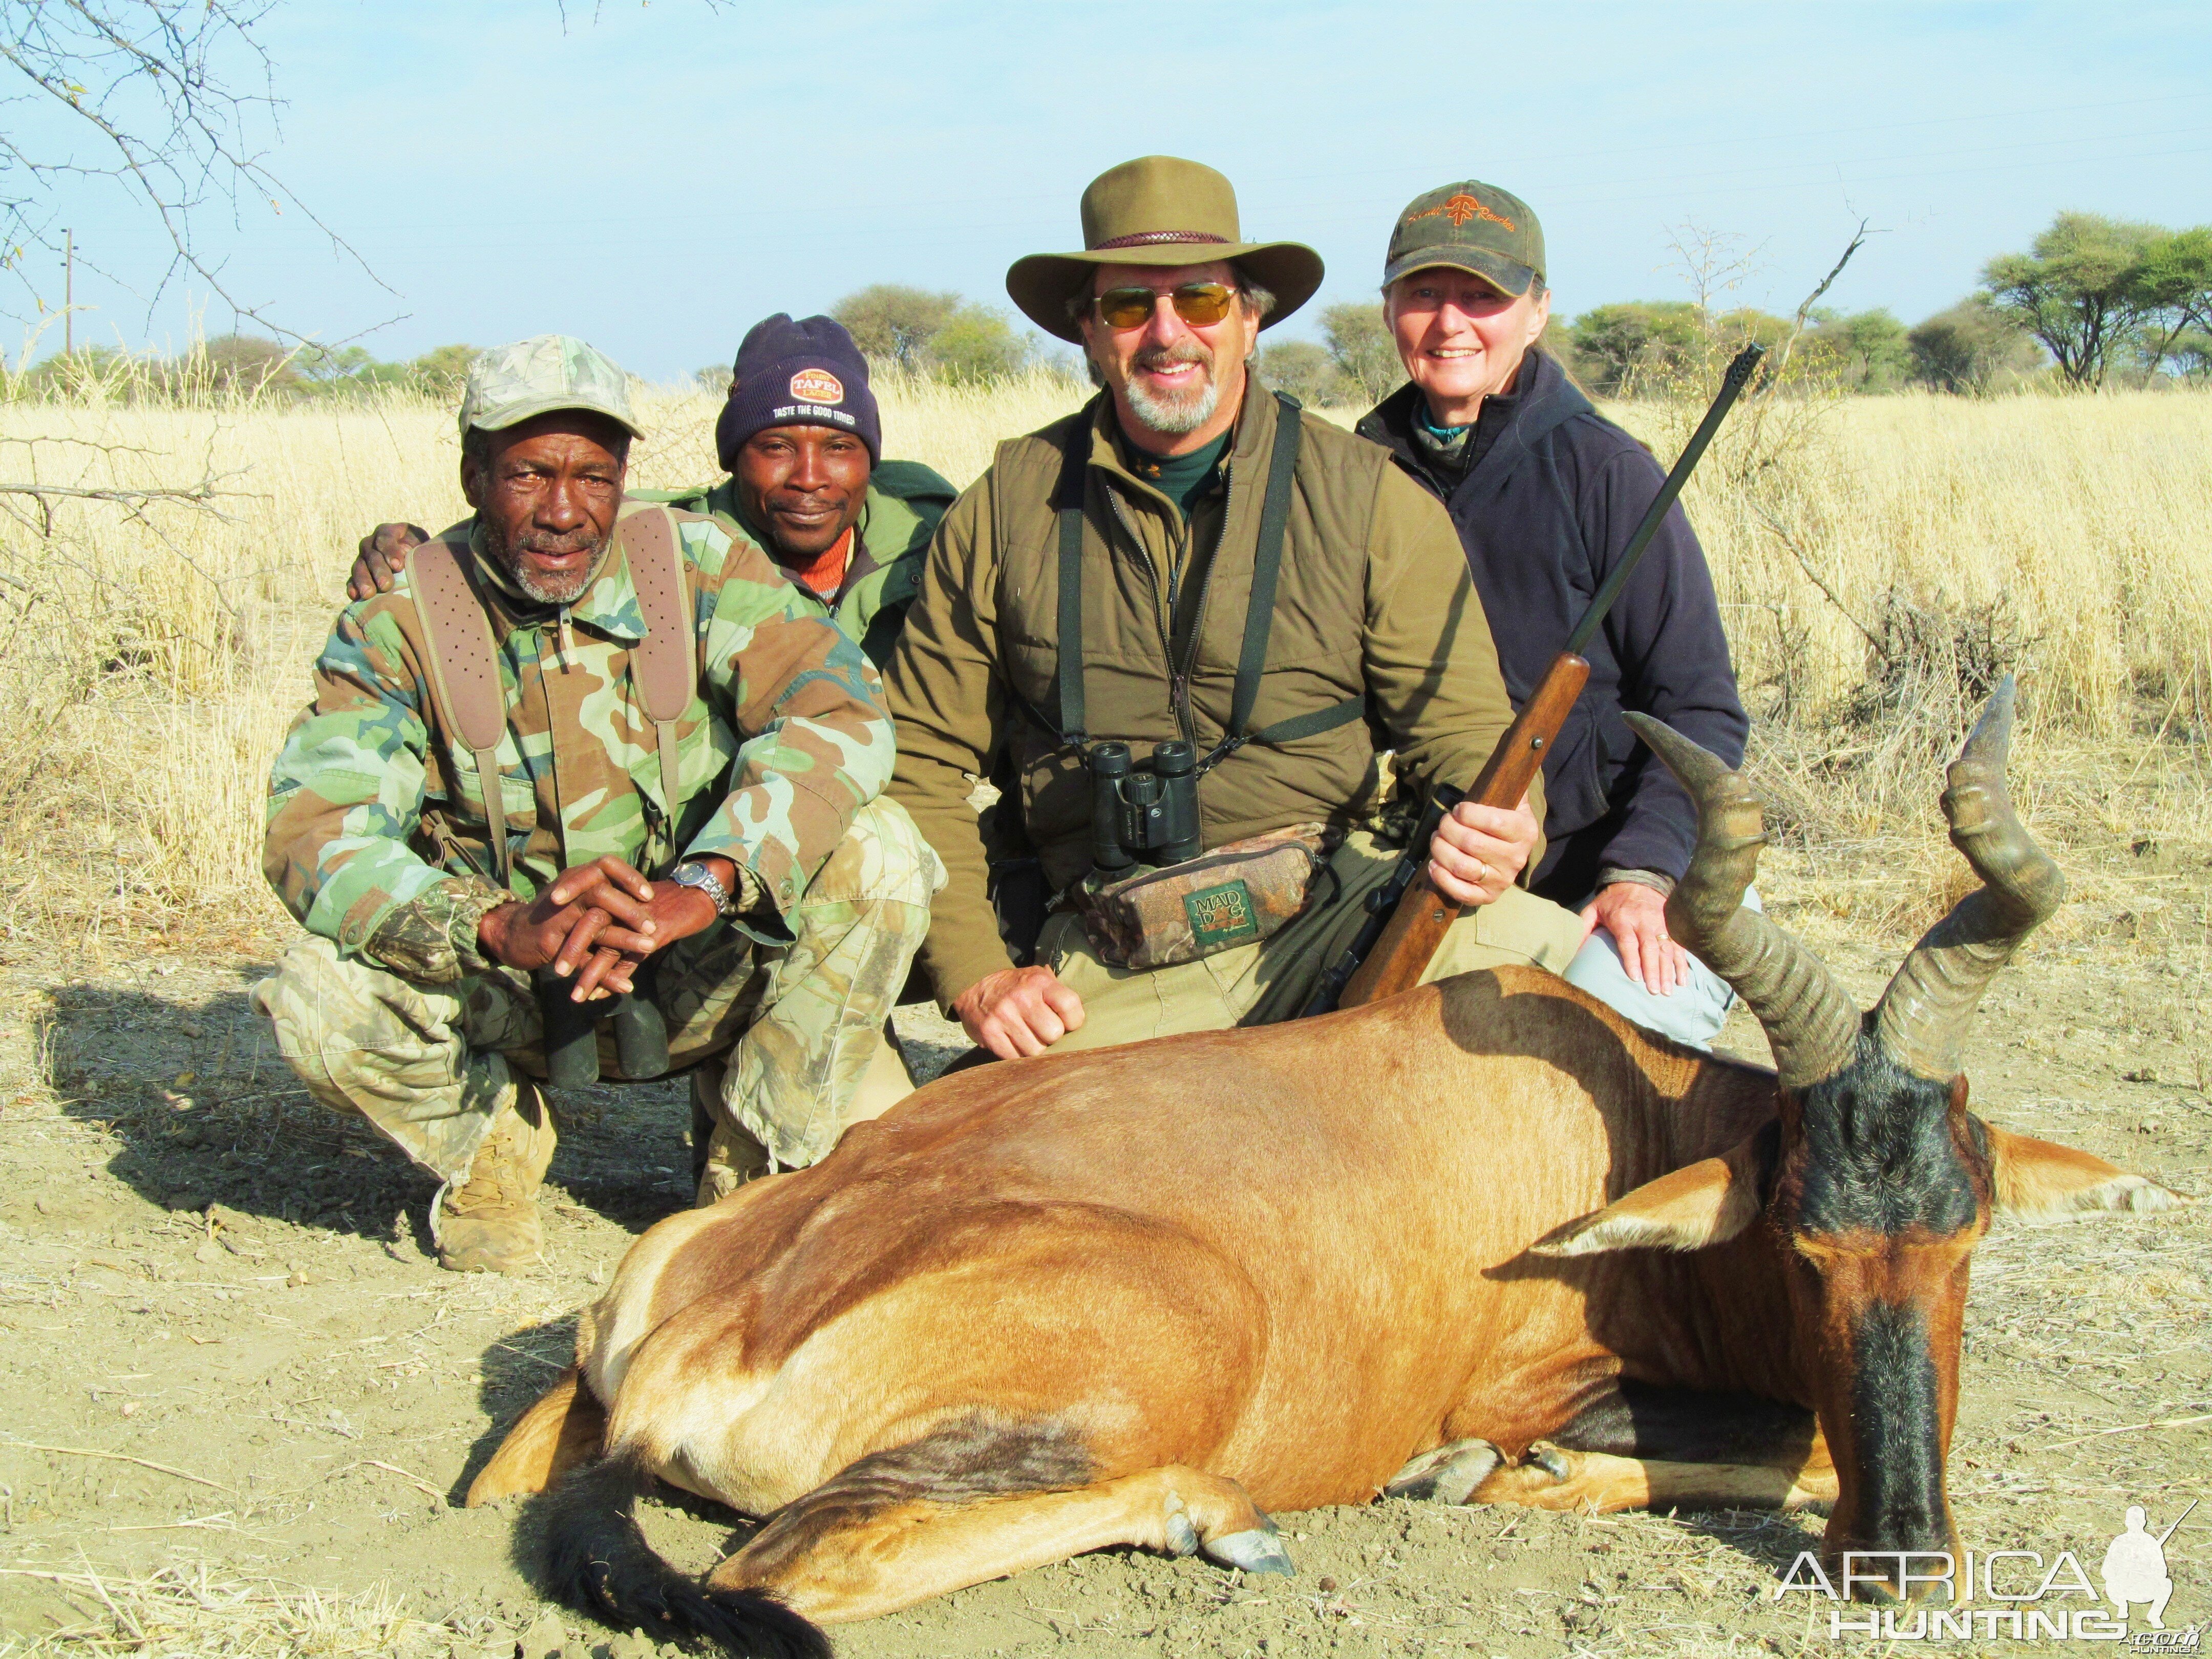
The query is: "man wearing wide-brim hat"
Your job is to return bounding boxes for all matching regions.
[883,156,1586,1059]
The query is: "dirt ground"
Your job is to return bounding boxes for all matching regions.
[1,841,2207,1658]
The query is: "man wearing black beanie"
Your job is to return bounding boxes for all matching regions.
[348,314,955,670]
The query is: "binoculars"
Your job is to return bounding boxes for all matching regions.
[1089,740,1203,874]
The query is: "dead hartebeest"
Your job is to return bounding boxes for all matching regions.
[469,681,2182,1657]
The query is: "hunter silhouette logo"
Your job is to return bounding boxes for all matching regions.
[788,369,844,405]
[1775,1498,2199,1645]
[2106,1502,2192,1629]
[1406,192,1515,232]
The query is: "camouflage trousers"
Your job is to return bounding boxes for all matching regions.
[250,798,943,1184]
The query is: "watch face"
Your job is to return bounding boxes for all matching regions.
[670,863,729,913]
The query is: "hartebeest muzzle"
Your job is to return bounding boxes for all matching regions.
[1624,678,2086,1596]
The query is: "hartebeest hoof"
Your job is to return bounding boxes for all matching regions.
[1163,1503,1200,1557]
[1523,1442,1574,1482]
[1205,1520,1295,1577]
[1385,1439,1505,1506]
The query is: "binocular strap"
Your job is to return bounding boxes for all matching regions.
[1050,392,1362,773]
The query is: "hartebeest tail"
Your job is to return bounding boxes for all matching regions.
[475,678,2182,1633]
[542,1456,832,1659]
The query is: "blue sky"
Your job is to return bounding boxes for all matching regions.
[15,0,2211,380]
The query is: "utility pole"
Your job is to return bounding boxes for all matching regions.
[63,229,73,359]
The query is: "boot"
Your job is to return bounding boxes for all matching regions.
[692,1063,770,1207]
[435,1083,557,1273]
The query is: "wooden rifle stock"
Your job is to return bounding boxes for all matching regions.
[1320,341,1764,1015]
[1336,652,1589,1008]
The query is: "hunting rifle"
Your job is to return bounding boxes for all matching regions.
[1304,342,1766,1017]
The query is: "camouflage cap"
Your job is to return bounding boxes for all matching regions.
[1383,181,1544,297]
[457,334,644,441]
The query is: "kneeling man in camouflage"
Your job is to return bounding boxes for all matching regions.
[252,336,941,1272]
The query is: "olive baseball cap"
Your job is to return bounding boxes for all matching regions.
[1382,180,1544,297]
[457,333,644,441]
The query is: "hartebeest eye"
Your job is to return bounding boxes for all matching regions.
[1786,1225,1983,1287]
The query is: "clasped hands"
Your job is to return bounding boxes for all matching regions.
[477,854,735,1003]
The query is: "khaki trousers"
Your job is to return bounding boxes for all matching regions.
[1036,838,1586,1055]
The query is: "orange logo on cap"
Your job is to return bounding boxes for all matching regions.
[1406,193,1516,232]
[789,369,844,405]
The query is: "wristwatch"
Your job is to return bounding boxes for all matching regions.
[668,860,739,918]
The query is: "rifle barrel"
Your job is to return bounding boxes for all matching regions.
[1320,341,1766,1015]
[1564,342,1764,657]
[2156,1497,2198,1547]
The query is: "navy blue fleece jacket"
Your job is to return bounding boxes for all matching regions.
[1356,349,1749,905]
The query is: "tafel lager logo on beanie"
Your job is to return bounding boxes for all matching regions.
[715,313,881,472]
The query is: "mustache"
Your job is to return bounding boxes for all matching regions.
[506,526,604,559]
[1133,339,1212,372]
[765,486,853,510]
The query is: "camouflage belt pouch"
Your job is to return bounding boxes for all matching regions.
[1077,824,1329,971]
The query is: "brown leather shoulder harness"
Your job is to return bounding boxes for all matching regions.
[408,509,697,891]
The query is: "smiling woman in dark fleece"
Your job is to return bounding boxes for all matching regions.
[1355,179,1751,1048]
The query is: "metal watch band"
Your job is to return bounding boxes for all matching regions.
[669,861,737,918]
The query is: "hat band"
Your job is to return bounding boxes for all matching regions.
[1091,231,1230,251]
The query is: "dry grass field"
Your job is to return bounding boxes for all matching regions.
[3,377,2207,951]
[0,379,2207,1657]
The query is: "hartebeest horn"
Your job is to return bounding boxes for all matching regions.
[1871,678,2065,1081]
[1623,713,1860,1089]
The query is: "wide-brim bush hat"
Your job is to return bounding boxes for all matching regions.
[1007,155,1324,344]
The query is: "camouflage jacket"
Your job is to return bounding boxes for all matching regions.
[630,460,955,667]
[265,502,896,982]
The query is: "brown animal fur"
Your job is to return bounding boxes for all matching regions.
[481,968,2178,1624]
[467,1365,605,1507]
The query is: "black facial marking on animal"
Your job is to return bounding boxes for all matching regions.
[1793,1036,1981,1238]
[1843,1301,1952,1561]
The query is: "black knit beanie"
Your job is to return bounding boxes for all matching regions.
[715,313,881,471]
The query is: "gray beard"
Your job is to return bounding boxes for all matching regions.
[1117,341,1221,436]
[483,522,608,607]
[1125,370,1220,435]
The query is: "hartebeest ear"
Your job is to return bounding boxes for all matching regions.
[1530,1134,1767,1257]
[1982,1122,2191,1222]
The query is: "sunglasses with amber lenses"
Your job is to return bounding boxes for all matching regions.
[1093,282,1237,330]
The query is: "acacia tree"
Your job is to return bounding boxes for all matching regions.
[1906,299,2040,394]
[1801,309,1911,393]
[1981,212,2162,389]
[1566,301,1706,394]
[832,285,961,373]
[2132,226,2212,377]
[1318,303,1400,405]
[923,303,1031,384]
[1257,339,1338,405]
